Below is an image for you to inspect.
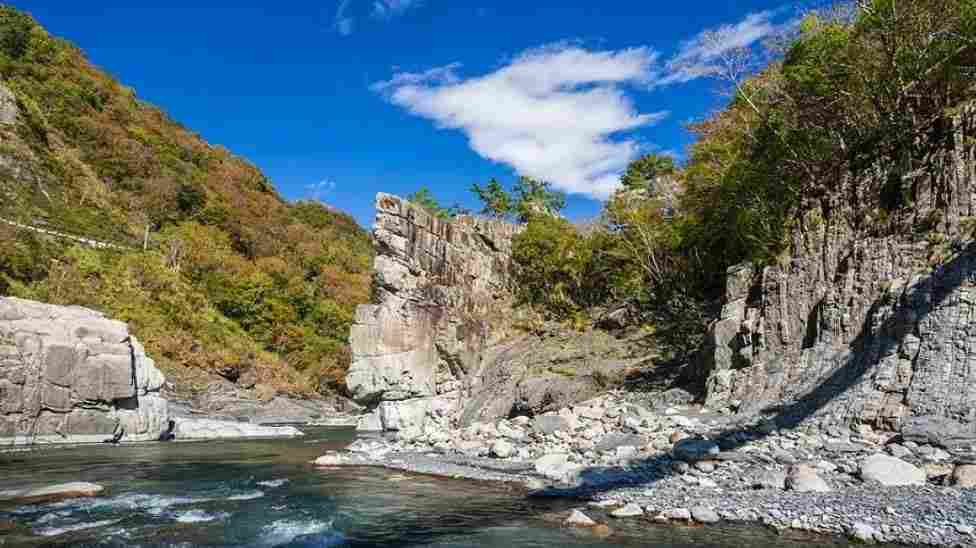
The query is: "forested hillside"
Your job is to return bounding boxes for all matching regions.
[0,6,372,395]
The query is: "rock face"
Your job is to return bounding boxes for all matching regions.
[174,418,303,440]
[0,83,18,126]
[0,297,168,444]
[698,102,976,438]
[346,193,521,428]
[346,194,644,430]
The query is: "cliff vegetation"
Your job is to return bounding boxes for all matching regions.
[492,0,976,363]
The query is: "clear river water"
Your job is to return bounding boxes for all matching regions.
[0,427,861,547]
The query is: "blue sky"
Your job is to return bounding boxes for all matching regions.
[10,1,794,226]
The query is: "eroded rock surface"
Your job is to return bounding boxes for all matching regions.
[346,193,521,406]
[0,297,168,444]
[698,102,976,444]
[346,193,523,428]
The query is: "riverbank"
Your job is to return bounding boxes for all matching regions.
[320,391,976,547]
[1,426,853,548]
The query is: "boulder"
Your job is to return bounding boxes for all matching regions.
[491,439,515,459]
[610,503,644,518]
[532,414,573,435]
[534,453,582,482]
[672,439,720,462]
[175,419,303,440]
[595,433,642,454]
[0,297,169,445]
[377,398,430,431]
[860,454,926,487]
[314,454,345,466]
[0,482,103,504]
[850,522,881,543]
[565,509,597,527]
[662,508,692,520]
[786,464,831,493]
[953,464,976,488]
[691,506,720,524]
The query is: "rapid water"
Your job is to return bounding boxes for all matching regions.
[0,428,858,547]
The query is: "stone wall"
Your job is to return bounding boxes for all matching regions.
[0,297,168,444]
[345,193,521,430]
[700,102,976,433]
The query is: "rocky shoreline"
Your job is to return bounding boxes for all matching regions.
[316,390,976,547]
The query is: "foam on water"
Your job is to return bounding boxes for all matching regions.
[257,479,289,488]
[93,493,209,515]
[258,519,338,546]
[172,509,230,523]
[35,510,72,525]
[227,490,264,501]
[34,518,123,537]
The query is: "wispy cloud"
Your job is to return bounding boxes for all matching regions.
[372,0,423,20]
[305,179,337,201]
[334,0,422,36]
[661,10,789,85]
[334,0,355,36]
[373,10,792,199]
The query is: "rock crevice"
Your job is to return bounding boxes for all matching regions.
[698,101,976,441]
[0,297,168,444]
[346,193,522,426]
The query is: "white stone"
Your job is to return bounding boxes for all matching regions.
[565,509,597,527]
[491,439,515,458]
[175,419,303,440]
[610,503,644,518]
[860,454,926,487]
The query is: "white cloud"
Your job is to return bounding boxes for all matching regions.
[372,9,792,199]
[661,10,783,85]
[373,45,668,199]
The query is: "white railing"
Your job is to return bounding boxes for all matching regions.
[0,217,136,251]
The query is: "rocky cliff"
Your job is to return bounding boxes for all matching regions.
[0,297,168,444]
[699,101,976,439]
[346,194,648,432]
[346,193,522,429]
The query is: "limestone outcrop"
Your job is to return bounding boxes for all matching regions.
[0,297,169,444]
[346,193,522,428]
[698,101,976,440]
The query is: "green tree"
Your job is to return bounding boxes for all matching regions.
[470,178,514,219]
[0,7,34,60]
[620,153,676,192]
[510,215,610,319]
[512,177,566,222]
[406,187,451,219]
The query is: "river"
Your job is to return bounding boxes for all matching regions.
[0,428,862,547]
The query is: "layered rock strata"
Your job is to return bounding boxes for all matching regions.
[0,297,168,444]
[699,101,976,439]
[346,193,521,430]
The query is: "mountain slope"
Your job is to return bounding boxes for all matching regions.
[0,6,372,396]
